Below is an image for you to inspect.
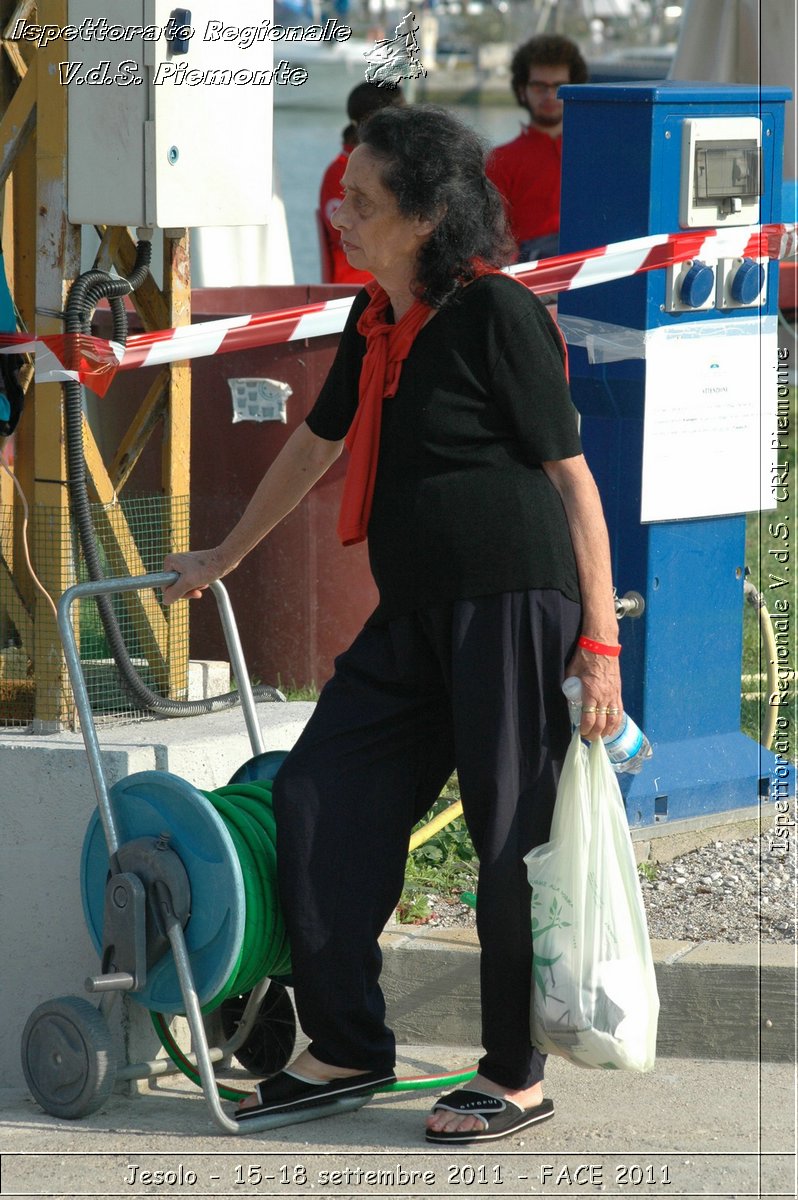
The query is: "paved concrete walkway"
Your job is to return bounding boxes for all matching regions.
[1,1045,795,1198]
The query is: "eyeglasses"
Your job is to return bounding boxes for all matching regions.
[526,81,567,95]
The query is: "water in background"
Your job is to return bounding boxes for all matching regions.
[274,104,523,285]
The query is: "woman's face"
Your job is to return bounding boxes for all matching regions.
[331,145,434,284]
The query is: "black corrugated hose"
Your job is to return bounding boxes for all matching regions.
[63,238,283,715]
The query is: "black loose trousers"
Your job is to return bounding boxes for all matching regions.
[272,588,581,1090]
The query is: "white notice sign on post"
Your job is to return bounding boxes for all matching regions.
[641,316,778,522]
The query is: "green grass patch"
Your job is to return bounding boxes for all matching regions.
[276,678,322,702]
[399,774,477,924]
[637,860,659,884]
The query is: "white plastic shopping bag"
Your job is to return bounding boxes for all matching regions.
[524,732,659,1070]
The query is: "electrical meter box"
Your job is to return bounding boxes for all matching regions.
[67,1,274,227]
[680,116,762,228]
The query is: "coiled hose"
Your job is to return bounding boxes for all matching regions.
[149,777,477,1101]
[63,240,282,714]
[198,779,291,1008]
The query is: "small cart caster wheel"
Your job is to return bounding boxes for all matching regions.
[21,996,116,1119]
[220,981,296,1076]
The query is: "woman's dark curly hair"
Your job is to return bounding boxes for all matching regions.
[357,105,515,307]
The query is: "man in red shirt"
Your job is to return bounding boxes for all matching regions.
[319,82,404,284]
[487,36,587,264]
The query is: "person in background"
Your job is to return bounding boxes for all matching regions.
[164,105,622,1145]
[319,81,404,284]
[487,35,588,264]
[0,243,24,438]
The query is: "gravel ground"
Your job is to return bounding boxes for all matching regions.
[415,832,796,943]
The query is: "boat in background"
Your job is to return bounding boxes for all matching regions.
[586,44,674,83]
[274,35,374,109]
[270,0,373,109]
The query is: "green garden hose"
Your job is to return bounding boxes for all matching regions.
[149,777,477,1100]
[197,780,291,1010]
[150,1013,476,1101]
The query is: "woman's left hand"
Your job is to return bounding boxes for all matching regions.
[565,646,623,742]
[543,455,625,744]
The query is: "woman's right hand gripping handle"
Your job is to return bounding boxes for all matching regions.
[162,548,230,605]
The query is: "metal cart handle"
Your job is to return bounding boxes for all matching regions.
[57,572,264,857]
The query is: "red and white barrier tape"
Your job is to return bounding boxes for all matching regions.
[0,223,794,398]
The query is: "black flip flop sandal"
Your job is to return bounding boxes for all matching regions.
[234,1068,395,1123]
[425,1088,554,1144]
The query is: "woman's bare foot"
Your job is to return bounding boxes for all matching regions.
[425,1074,544,1137]
[236,1050,367,1113]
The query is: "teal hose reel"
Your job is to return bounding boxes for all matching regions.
[21,573,476,1133]
[79,761,289,1015]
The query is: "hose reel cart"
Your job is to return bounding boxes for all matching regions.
[19,572,476,1133]
[18,572,351,1135]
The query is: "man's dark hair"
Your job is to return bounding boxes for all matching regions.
[346,81,404,126]
[358,105,515,307]
[510,34,588,104]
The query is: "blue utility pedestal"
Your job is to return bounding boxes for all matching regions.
[558,82,790,825]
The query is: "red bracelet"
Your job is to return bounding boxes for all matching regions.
[578,635,621,657]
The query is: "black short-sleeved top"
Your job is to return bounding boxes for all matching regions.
[307,273,582,624]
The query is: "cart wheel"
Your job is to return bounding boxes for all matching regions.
[21,996,116,1119]
[220,981,296,1076]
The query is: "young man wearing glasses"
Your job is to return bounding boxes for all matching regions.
[487,35,588,264]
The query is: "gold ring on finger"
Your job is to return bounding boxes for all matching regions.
[582,706,597,713]
[608,707,620,715]
[596,707,609,714]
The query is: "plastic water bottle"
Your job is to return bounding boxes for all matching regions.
[562,677,652,775]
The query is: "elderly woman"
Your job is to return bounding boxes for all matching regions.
[163,105,622,1144]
